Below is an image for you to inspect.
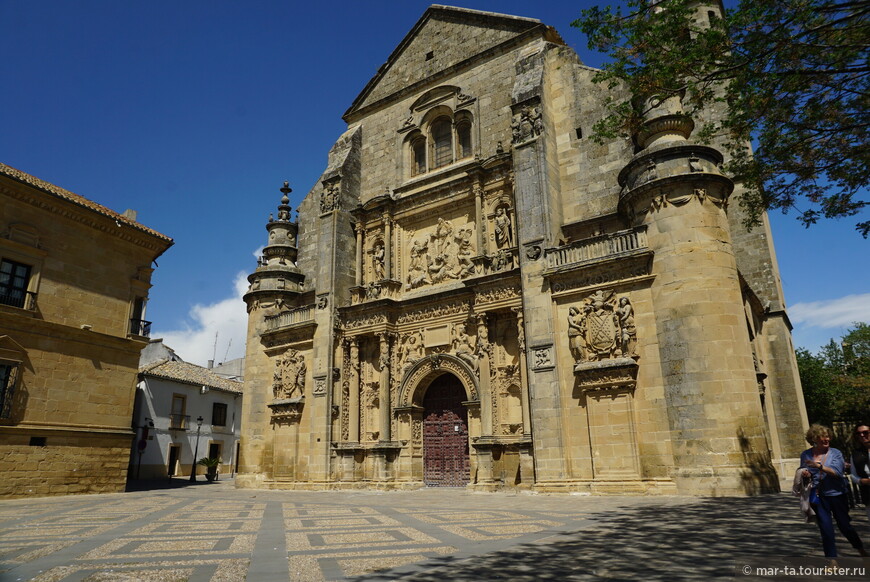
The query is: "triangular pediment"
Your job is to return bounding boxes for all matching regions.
[344,5,556,121]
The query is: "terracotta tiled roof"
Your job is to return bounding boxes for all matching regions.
[0,162,173,243]
[140,359,244,394]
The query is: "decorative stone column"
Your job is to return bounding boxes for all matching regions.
[377,332,392,442]
[382,214,392,280]
[354,222,364,287]
[347,338,360,443]
[513,307,536,486]
[512,307,532,436]
[473,180,486,255]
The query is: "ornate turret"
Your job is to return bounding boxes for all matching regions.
[243,181,305,309]
[616,95,776,495]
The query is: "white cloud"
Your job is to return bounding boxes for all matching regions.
[789,293,870,328]
[154,271,249,367]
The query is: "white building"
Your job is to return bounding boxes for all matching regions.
[131,357,243,480]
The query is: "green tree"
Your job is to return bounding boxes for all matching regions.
[573,0,869,236]
[796,323,870,424]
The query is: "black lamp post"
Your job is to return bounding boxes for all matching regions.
[189,415,204,482]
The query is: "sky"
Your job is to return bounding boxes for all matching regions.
[2,1,867,366]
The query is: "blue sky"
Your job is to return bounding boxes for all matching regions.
[2,1,867,365]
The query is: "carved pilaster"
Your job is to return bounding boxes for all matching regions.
[377,331,392,442]
[512,307,531,437]
[347,337,360,442]
[354,222,364,287]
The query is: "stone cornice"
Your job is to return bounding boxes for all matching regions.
[1,179,173,256]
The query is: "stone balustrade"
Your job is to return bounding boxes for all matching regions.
[545,227,648,271]
[265,305,315,331]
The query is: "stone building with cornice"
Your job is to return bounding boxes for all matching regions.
[238,5,807,495]
[0,163,173,498]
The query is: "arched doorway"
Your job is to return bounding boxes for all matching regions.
[422,374,470,487]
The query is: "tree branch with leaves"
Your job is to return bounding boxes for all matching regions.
[573,0,869,236]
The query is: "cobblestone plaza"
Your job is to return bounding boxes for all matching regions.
[1,479,867,581]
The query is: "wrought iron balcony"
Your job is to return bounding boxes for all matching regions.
[0,290,37,310]
[169,414,190,430]
[130,318,152,337]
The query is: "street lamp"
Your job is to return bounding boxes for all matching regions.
[189,415,204,482]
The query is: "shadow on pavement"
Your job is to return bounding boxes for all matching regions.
[124,476,233,492]
[356,495,869,581]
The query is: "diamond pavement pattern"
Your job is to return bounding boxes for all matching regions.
[0,480,613,581]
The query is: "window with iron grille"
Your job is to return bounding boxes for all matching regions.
[0,259,31,309]
[212,402,227,426]
[431,119,453,169]
[0,361,20,419]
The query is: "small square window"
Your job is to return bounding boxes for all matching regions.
[29,436,46,447]
[425,51,434,61]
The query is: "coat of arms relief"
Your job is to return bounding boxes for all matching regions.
[568,289,637,365]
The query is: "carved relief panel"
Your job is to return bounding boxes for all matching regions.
[567,289,638,364]
[402,215,477,291]
[272,349,306,399]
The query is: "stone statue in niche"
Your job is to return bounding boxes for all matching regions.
[452,322,478,372]
[494,206,513,248]
[273,349,306,399]
[569,290,638,363]
[372,241,386,280]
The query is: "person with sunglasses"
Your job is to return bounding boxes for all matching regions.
[851,423,870,522]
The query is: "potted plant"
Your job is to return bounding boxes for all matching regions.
[197,456,221,482]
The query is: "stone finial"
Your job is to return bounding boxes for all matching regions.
[277,181,292,221]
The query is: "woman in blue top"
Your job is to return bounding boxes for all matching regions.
[800,424,868,558]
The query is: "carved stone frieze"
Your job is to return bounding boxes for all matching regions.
[341,311,389,330]
[395,299,471,324]
[549,256,652,295]
[268,397,304,423]
[474,283,521,307]
[573,358,639,392]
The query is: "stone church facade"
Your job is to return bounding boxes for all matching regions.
[238,6,807,496]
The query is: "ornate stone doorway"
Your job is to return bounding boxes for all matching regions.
[422,374,470,487]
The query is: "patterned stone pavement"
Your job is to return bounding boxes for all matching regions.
[0,479,868,581]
